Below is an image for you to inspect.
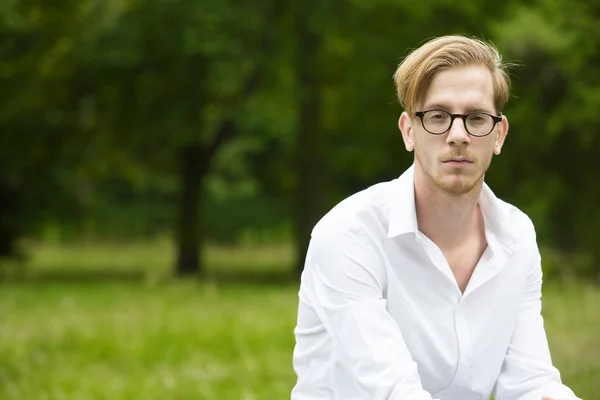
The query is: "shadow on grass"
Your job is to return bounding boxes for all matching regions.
[0,268,300,287]
[0,269,147,284]
[204,269,299,287]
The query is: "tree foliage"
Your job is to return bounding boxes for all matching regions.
[1,0,599,280]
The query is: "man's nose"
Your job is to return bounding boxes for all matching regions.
[446,117,470,144]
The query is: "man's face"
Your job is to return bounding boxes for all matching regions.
[399,65,508,195]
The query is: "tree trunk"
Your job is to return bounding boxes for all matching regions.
[293,16,328,276]
[175,144,208,277]
[0,175,20,259]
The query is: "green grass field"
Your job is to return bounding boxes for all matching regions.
[0,241,598,399]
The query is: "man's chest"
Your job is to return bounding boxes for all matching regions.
[443,242,488,293]
[382,249,526,396]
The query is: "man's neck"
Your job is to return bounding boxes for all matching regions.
[413,166,484,251]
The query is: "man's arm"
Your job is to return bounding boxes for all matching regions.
[493,229,581,400]
[298,221,436,400]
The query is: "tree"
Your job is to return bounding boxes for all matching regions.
[0,0,105,258]
[91,0,289,276]
[490,1,600,281]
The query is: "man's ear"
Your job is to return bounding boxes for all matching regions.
[399,111,415,152]
[493,115,509,155]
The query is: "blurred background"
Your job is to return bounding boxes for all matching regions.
[0,0,599,398]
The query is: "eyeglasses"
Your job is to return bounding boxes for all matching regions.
[415,110,502,137]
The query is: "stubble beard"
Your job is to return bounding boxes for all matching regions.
[416,149,492,196]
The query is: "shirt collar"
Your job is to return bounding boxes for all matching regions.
[387,164,419,238]
[386,164,519,252]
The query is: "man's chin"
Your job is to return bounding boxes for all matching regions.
[434,176,480,196]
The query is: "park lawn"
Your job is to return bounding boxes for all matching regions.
[0,280,299,399]
[0,242,598,399]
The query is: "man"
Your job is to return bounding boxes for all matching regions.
[291,36,581,400]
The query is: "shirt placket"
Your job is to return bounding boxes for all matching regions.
[416,232,474,390]
[453,301,472,388]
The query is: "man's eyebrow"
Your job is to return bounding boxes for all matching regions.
[421,103,497,114]
[421,103,451,111]
[463,106,497,114]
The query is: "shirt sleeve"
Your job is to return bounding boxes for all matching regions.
[493,228,581,400]
[299,221,437,400]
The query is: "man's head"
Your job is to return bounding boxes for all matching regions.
[394,35,511,195]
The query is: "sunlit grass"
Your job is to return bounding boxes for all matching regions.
[542,282,600,397]
[0,242,598,399]
[17,238,294,277]
[0,280,299,399]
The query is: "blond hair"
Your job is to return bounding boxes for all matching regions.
[393,35,511,115]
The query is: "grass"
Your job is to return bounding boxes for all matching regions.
[0,241,599,399]
[0,281,298,399]
[18,239,294,278]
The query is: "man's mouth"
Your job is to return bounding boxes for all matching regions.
[443,158,473,163]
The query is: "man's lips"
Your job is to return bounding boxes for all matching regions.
[442,158,473,163]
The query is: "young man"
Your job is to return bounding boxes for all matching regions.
[291,36,581,400]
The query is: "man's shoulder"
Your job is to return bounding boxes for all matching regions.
[311,179,395,239]
[492,194,537,241]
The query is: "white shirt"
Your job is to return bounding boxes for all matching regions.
[291,165,580,400]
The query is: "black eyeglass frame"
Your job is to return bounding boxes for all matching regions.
[414,109,503,137]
